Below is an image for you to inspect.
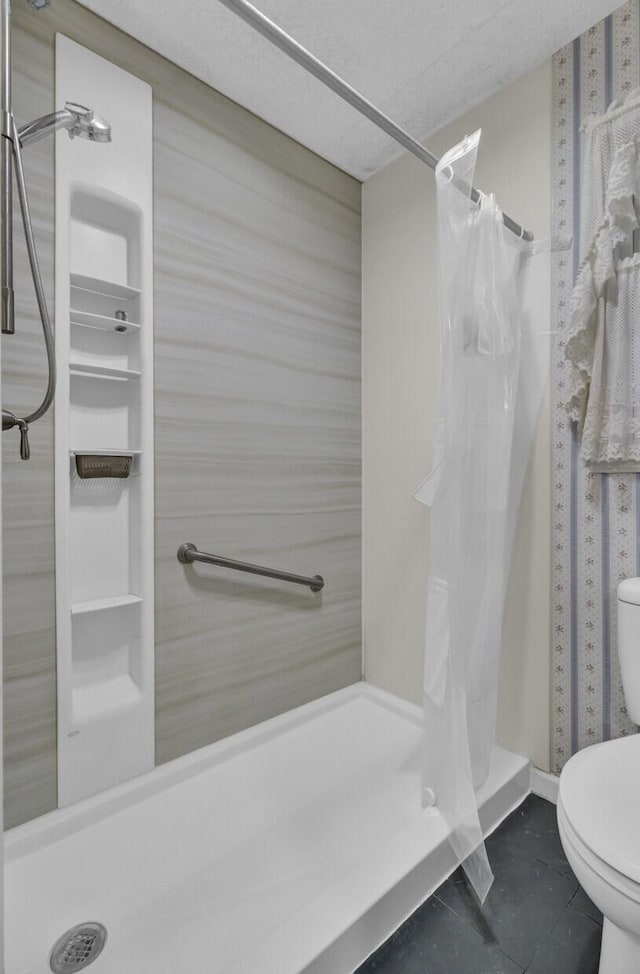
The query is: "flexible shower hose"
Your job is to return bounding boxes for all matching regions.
[2,114,56,457]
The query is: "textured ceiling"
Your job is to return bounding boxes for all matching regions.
[75,0,621,179]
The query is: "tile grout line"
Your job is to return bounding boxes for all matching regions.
[433,893,527,973]
[358,796,602,973]
[522,899,603,973]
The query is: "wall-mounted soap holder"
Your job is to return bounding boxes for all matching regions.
[74,452,133,479]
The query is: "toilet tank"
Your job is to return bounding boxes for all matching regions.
[617,578,640,725]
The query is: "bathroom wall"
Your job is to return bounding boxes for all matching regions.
[551,1,639,771]
[3,0,361,827]
[362,62,553,772]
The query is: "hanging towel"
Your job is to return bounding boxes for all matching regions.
[565,87,640,469]
[580,254,640,467]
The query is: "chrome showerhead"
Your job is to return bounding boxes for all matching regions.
[65,102,112,143]
[18,102,112,148]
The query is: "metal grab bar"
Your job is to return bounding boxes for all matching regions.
[177,543,324,592]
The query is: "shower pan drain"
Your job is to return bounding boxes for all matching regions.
[49,922,107,973]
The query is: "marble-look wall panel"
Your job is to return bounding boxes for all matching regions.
[4,0,361,824]
[2,20,58,828]
[153,98,361,761]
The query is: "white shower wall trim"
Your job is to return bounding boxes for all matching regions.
[5,682,529,974]
[54,37,156,806]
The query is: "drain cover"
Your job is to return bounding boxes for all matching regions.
[49,922,107,973]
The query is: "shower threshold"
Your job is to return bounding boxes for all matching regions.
[4,682,529,974]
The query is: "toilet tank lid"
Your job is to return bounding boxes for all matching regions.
[618,577,640,605]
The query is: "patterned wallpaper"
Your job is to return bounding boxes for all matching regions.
[552,0,639,772]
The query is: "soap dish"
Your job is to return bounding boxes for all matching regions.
[75,453,133,479]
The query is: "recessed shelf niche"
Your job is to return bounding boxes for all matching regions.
[69,371,141,453]
[55,36,154,806]
[71,601,143,723]
[70,325,140,377]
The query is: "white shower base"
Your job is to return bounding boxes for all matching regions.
[5,682,529,974]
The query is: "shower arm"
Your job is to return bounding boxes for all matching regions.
[18,102,112,147]
[18,105,83,147]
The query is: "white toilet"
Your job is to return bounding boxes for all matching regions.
[557,577,640,974]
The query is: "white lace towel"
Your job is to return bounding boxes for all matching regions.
[579,255,640,465]
[565,87,640,467]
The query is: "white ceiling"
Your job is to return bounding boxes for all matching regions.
[76,0,622,179]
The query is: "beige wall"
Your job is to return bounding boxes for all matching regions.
[362,61,552,771]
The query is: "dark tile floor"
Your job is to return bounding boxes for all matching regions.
[356,795,603,974]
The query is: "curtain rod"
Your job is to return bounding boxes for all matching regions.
[216,0,533,242]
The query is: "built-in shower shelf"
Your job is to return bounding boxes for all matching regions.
[70,362,141,380]
[56,37,154,805]
[70,449,142,458]
[73,674,142,724]
[70,273,141,301]
[71,594,143,615]
[70,310,141,333]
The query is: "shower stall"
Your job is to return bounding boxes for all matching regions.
[0,0,545,971]
[4,684,529,974]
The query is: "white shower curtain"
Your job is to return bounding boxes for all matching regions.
[415,130,547,902]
